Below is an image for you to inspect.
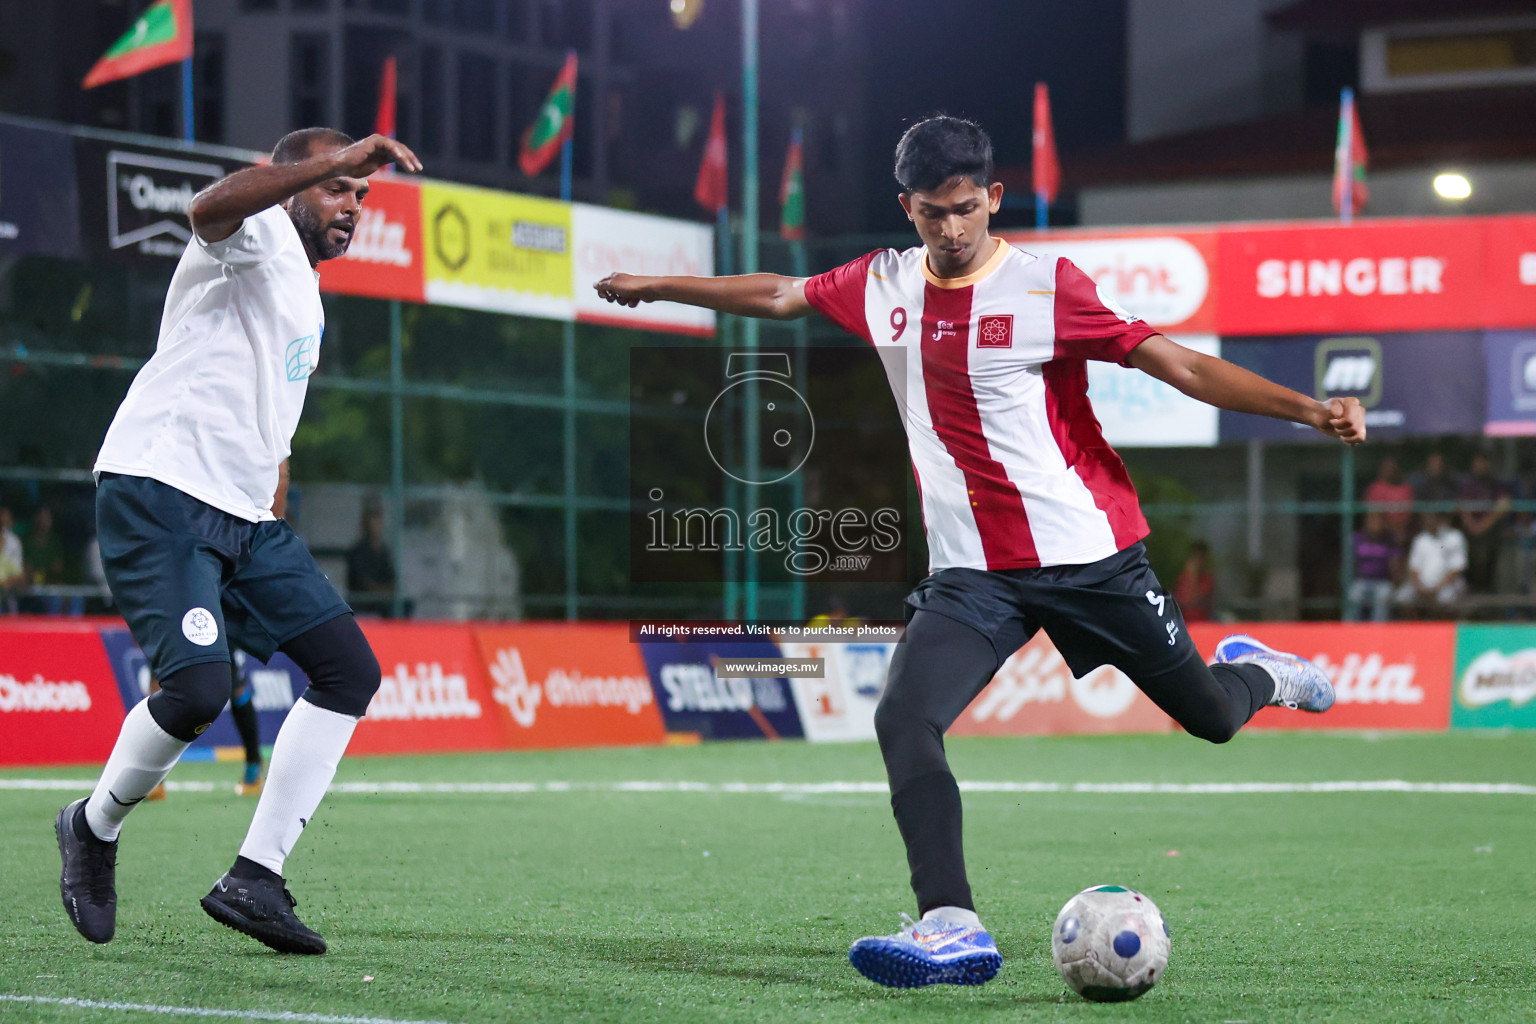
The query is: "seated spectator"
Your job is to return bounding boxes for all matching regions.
[0,507,24,613]
[1410,451,1457,523]
[20,505,71,614]
[1173,540,1215,622]
[346,506,398,617]
[1396,512,1467,617]
[1363,455,1413,543]
[1347,512,1400,622]
[1457,453,1511,595]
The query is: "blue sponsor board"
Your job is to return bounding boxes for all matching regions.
[1483,330,1536,436]
[639,640,805,740]
[1219,332,1485,441]
[0,118,83,260]
[98,629,305,756]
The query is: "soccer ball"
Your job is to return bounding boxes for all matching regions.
[1051,884,1171,1002]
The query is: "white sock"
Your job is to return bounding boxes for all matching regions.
[922,906,982,928]
[84,699,188,841]
[238,698,358,875]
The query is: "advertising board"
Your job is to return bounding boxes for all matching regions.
[473,623,665,748]
[0,623,127,766]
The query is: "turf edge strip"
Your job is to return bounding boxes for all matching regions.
[0,995,462,1024]
[2,780,1534,795]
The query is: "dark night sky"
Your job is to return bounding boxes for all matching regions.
[856,0,1128,230]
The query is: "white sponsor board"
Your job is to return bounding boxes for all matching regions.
[779,641,892,742]
[571,204,715,335]
[1086,334,1220,447]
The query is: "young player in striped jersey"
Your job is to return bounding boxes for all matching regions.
[595,116,1364,989]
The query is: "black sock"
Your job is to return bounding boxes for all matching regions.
[72,803,105,844]
[230,855,282,883]
[1214,662,1276,718]
[230,689,262,766]
[891,770,974,915]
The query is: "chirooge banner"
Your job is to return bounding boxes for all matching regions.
[472,623,666,748]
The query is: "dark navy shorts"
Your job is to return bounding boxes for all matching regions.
[904,542,1200,677]
[96,473,351,680]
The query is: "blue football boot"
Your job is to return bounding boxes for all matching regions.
[848,913,1002,988]
[1215,633,1336,712]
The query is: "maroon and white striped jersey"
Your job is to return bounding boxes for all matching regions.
[804,237,1157,572]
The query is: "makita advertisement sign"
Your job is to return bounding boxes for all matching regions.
[74,135,246,266]
[1219,331,1486,441]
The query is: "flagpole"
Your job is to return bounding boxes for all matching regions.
[740,0,760,622]
[1339,87,1354,226]
[559,121,578,619]
[182,56,194,142]
[1035,191,1047,230]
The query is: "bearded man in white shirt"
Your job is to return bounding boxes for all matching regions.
[56,128,421,955]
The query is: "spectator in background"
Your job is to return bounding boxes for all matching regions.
[1364,455,1413,544]
[0,507,24,613]
[1411,451,1457,513]
[346,505,397,617]
[1174,540,1216,622]
[22,506,67,586]
[1457,453,1511,594]
[1396,511,1467,617]
[1347,512,1400,622]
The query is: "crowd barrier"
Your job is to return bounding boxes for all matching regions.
[2,618,1532,766]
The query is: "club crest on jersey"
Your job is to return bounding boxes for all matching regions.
[977,315,1014,348]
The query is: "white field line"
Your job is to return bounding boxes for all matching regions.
[2,779,1535,796]
[0,994,462,1024]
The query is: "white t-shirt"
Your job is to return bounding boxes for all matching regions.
[1407,526,1467,589]
[95,205,325,522]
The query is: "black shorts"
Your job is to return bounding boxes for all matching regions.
[904,542,1199,677]
[96,473,351,680]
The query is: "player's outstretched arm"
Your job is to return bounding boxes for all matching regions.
[189,135,423,243]
[593,273,813,321]
[1127,333,1366,444]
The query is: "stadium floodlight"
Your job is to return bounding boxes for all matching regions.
[671,0,704,28]
[1433,172,1472,200]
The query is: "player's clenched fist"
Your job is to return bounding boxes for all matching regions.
[1319,396,1366,445]
[594,273,652,308]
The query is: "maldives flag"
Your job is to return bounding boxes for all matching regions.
[82,0,194,89]
[1332,87,1368,217]
[1032,82,1060,205]
[518,52,577,177]
[779,126,804,241]
[375,55,398,138]
[694,93,729,214]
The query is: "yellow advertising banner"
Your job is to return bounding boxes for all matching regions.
[421,181,574,319]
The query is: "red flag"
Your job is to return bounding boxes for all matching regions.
[375,55,398,138]
[1032,82,1060,205]
[694,93,729,214]
[1332,88,1368,218]
[82,0,193,89]
[518,52,578,178]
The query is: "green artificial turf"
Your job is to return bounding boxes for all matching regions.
[2,731,1533,1023]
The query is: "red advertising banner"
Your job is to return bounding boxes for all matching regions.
[1215,217,1487,336]
[1002,227,1218,334]
[949,631,1175,737]
[1188,623,1454,731]
[472,623,665,748]
[1484,214,1536,330]
[0,622,128,766]
[348,621,508,756]
[316,176,425,303]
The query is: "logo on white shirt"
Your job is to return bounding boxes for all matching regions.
[285,334,317,382]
